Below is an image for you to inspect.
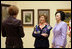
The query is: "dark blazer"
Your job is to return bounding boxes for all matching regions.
[32,25,52,48]
[1,16,25,48]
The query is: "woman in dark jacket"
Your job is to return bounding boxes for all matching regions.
[2,5,25,48]
[32,15,52,48]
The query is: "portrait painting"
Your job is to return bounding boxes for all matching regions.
[38,9,50,24]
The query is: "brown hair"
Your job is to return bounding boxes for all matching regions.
[8,5,19,16]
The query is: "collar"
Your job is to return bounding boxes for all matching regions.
[39,23,48,26]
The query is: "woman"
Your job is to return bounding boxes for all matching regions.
[52,11,67,48]
[2,5,25,48]
[32,15,52,48]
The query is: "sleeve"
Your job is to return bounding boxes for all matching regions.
[32,32,43,38]
[52,27,55,46]
[46,26,52,37]
[52,36,55,46]
[60,23,67,46]
[32,25,44,38]
[18,20,25,38]
[1,22,6,37]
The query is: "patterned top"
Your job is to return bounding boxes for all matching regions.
[32,23,52,47]
[34,24,52,35]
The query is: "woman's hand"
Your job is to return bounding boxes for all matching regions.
[41,33,48,37]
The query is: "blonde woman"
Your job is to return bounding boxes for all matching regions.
[32,15,52,48]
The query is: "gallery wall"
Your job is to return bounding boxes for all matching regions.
[1,1,71,48]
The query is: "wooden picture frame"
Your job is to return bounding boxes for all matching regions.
[21,9,34,26]
[38,9,50,24]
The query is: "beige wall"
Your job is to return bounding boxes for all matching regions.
[1,1,71,48]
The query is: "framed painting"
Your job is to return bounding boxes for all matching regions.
[38,9,50,24]
[57,9,71,26]
[1,4,11,22]
[21,9,34,26]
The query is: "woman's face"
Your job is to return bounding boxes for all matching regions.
[55,13,61,21]
[39,16,45,24]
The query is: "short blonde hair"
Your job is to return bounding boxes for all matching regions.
[39,15,47,21]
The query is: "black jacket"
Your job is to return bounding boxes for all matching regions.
[1,16,25,46]
[32,25,52,48]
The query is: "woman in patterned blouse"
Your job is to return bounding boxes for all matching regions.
[32,15,52,48]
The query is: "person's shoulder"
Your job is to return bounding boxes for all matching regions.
[15,19,21,22]
[34,25,39,28]
[13,19,22,26]
[15,19,22,23]
[47,24,52,29]
[47,24,52,27]
[61,21,67,25]
[61,21,67,27]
